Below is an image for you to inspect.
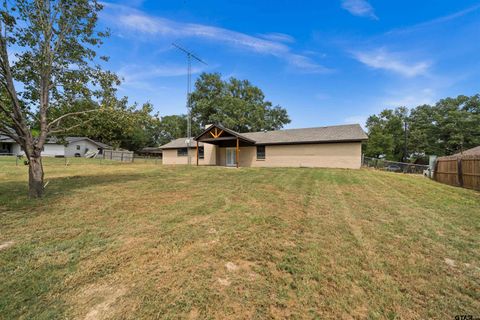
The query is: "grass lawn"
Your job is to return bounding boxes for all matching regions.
[0,157,479,319]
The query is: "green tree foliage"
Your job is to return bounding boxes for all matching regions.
[190,73,290,132]
[365,107,408,161]
[50,98,160,151]
[156,114,188,146]
[0,0,118,197]
[364,94,480,161]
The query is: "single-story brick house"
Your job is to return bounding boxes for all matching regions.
[159,123,368,169]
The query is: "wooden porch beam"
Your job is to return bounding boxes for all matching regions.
[236,137,239,168]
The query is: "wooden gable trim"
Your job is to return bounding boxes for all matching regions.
[209,127,224,139]
[194,124,256,144]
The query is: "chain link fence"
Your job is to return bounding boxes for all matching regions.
[363,156,429,174]
[0,153,162,167]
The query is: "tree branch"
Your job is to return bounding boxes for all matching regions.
[0,22,32,147]
[0,120,21,144]
[47,109,98,129]
[49,118,95,134]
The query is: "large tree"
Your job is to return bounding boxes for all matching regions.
[364,107,408,161]
[156,114,188,146]
[364,94,480,161]
[0,0,118,197]
[190,73,290,132]
[432,95,480,155]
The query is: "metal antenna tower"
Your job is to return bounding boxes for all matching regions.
[172,43,207,165]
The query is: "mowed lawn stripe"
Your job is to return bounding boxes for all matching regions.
[0,159,478,319]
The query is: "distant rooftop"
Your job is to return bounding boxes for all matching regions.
[453,145,480,156]
[0,135,111,148]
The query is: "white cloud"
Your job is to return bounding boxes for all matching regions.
[353,48,431,77]
[382,88,437,108]
[341,0,378,20]
[101,3,331,74]
[118,64,202,80]
[258,32,295,44]
[286,54,332,73]
[387,3,480,35]
[117,64,205,91]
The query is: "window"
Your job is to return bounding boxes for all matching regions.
[198,147,204,159]
[177,148,188,157]
[256,145,265,160]
[76,145,81,150]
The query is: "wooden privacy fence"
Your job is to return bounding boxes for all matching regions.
[434,155,480,191]
[103,150,134,162]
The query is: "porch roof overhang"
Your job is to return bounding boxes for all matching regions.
[194,124,256,147]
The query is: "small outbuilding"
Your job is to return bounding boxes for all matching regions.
[137,147,163,158]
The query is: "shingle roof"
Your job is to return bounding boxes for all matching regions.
[0,135,15,142]
[140,147,163,153]
[66,137,111,149]
[241,124,367,145]
[66,136,89,143]
[0,134,58,144]
[160,138,204,149]
[453,146,480,156]
[0,135,111,148]
[160,124,367,149]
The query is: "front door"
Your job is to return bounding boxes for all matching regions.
[226,148,236,167]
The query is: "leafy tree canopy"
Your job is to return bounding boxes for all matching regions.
[156,114,188,146]
[47,98,161,151]
[364,94,480,162]
[0,0,118,197]
[190,73,290,133]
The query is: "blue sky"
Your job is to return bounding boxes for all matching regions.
[98,0,480,129]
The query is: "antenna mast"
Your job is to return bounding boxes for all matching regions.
[172,43,207,165]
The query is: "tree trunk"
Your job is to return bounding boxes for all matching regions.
[28,156,44,198]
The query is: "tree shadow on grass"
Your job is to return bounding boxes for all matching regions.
[0,172,148,211]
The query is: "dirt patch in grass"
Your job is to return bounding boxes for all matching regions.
[0,240,14,251]
[72,284,128,320]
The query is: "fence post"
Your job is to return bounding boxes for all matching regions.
[433,159,439,181]
[16,155,18,166]
[121,152,124,162]
[457,158,463,187]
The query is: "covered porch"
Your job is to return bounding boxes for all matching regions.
[194,124,256,168]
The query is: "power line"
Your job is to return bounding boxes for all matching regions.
[172,43,207,165]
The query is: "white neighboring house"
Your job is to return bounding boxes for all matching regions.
[0,135,111,157]
[64,137,111,157]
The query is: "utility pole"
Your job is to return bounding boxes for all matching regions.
[404,120,408,162]
[172,43,207,165]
